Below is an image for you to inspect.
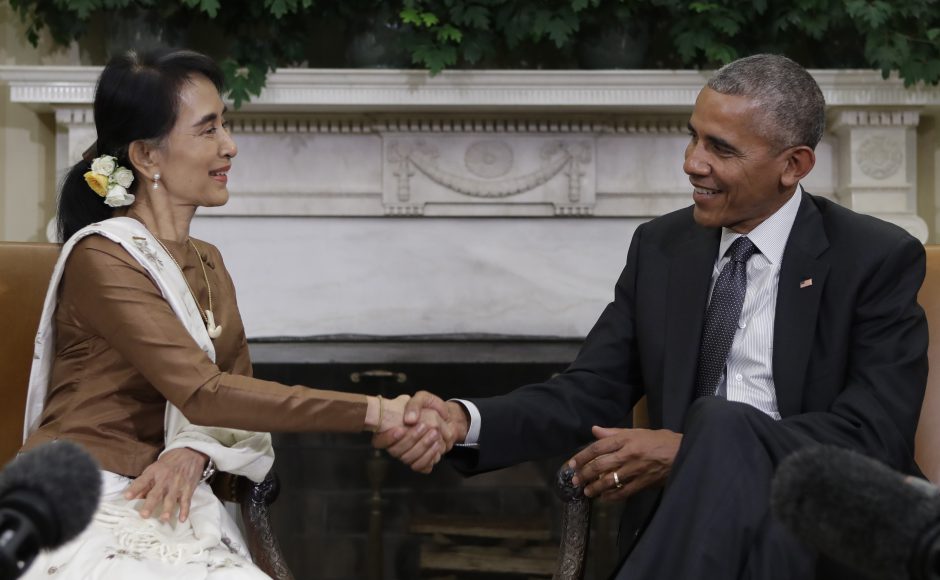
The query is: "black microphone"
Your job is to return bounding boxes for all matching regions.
[0,442,101,580]
[771,445,940,580]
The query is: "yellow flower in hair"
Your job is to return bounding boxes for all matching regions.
[84,171,109,197]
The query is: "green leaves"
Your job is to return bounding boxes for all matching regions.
[180,0,220,17]
[845,0,892,28]
[220,58,269,109]
[67,0,99,19]
[401,7,440,26]
[436,24,463,42]
[456,5,489,28]
[671,1,744,66]
[410,43,459,72]
[531,9,579,47]
[8,0,940,101]
[265,0,315,19]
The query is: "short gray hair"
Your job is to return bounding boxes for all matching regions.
[707,54,826,150]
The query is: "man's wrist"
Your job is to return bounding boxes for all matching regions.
[446,401,470,444]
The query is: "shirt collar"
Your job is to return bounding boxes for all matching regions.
[717,184,803,266]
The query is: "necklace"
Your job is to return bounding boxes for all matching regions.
[155,238,223,339]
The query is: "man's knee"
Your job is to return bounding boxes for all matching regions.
[683,397,770,444]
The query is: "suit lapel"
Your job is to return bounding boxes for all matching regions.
[662,224,720,430]
[773,193,830,417]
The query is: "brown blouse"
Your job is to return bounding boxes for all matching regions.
[21,228,366,476]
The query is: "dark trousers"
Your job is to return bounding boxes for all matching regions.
[612,397,844,580]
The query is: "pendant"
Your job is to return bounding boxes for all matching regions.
[205,309,222,339]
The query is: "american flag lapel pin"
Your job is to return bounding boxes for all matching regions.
[800,278,813,289]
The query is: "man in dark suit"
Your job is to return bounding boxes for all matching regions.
[376,54,928,578]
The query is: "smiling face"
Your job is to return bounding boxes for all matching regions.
[684,87,799,233]
[151,74,236,209]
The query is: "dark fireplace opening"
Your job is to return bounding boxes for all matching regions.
[251,337,624,580]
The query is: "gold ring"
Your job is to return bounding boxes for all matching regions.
[613,472,623,489]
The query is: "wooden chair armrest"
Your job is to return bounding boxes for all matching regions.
[553,464,591,580]
[211,471,295,580]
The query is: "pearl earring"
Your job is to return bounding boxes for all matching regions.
[152,173,160,190]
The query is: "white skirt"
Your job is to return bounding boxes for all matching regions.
[23,472,271,579]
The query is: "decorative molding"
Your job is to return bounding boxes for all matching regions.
[232,117,374,134]
[392,140,589,199]
[372,118,614,133]
[608,119,689,134]
[54,107,94,126]
[383,137,595,216]
[3,66,928,236]
[465,140,513,178]
[829,108,925,240]
[831,110,921,128]
[46,109,693,137]
[857,134,904,180]
[5,66,940,111]
[233,116,693,135]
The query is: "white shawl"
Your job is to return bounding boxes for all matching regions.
[23,216,273,482]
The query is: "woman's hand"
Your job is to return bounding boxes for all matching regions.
[123,447,208,523]
[373,393,456,474]
[378,394,412,432]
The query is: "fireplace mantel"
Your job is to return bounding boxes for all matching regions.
[1,67,933,338]
[4,67,940,111]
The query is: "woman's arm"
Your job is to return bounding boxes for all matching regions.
[63,240,370,432]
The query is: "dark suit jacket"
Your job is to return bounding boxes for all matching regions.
[461,192,928,478]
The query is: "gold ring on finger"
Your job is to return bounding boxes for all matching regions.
[613,472,623,489]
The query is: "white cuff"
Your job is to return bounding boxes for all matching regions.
[451,399,481,447]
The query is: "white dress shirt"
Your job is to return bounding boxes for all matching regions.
[458,186,804,444]
[709,185,802,419]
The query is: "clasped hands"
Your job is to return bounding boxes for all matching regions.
[126,394,684,525]
[374,391,683,500]
[373,391,468,474]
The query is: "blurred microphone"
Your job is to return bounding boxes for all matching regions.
[771,445,940,580]
[0,442,101,580]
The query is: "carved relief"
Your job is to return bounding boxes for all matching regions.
[465,140,513,178]
[386,140,592,201]
[856,134,903,180]
[387,141,431,202]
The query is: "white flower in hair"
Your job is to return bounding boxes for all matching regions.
[104,184,135,208]
[90,155,116,176]
[112,166,134,188]
[84,154,136,207]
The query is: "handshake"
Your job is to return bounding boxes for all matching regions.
[371,391,467,474]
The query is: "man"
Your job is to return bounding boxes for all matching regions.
[377,54,928,578]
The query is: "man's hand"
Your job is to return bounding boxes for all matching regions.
[569,426,682,501]
[372,391,469,474]
[123,447,208,523]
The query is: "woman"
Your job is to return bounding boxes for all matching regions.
[20,48,450,579]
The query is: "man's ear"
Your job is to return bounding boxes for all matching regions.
[780,146,815,189]
[128,140,160,180]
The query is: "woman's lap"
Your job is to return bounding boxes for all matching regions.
[22,472,271,579]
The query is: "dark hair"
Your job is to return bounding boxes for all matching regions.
[57,48,224,241]
[706,54,826,151]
